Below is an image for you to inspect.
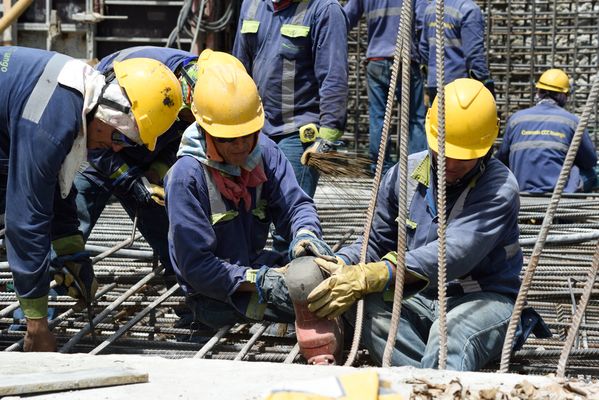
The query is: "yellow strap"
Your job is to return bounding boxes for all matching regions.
[241,20,260,34]
[109,163,130,180]
[245,291,267,320]
[280,24,310,38]
[52,234,85,256]
[210,210,239,225]
[251,199,268,220]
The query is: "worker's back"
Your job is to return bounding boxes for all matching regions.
[498,100,597,193]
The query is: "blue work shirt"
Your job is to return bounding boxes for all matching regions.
[338,151,522,299]
[496,99,598,193]
[165,132,322,305]
[420,0,490,88]
[233,0,348,140]
[344,0,428,62]
[0,47,83,299]
[83,46,196,189]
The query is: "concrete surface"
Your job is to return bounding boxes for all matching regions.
[0,352,596,399]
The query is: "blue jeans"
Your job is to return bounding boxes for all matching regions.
[351,291,514,371]
[271,133,319,253]
[273,133,319,198]
[366,60,427,173]
[73,172,173,273]
[186,267,295,330]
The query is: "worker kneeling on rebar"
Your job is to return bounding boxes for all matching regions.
[307,78,547,370]
[165,53,343,364]
[0,46,182,352]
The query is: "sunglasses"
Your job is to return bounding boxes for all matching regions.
[112,131,139,147]
[212,132,258,144]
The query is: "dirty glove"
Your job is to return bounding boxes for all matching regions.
[50,252,98,309]
[289,230,334,260]
[130,176,166,206]
[299,124,343,165]
[307,258,392,319]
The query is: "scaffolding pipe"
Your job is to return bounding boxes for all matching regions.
[0,0,32,34]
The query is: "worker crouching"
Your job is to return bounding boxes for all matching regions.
[307,79,548,370]
[0,46,182,351]
[165,53,342,364]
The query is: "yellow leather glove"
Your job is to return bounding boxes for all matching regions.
[307,258,391,319]
[149,184,165,206]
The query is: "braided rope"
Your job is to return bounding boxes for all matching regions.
[499,73,599,372]
[382,0,413,367]
[345,0,408,368]
[434,0,448,369]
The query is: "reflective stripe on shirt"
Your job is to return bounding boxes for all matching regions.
[22,53,71,123]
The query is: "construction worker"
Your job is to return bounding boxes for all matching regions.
[73,46,198,276]
[496,69,597,193]
[344,0,429,173]
[232,0,349,198]
[0,46,182,351]
[165,54,340,364]
[420,0,495,104]
[307,79,546,370]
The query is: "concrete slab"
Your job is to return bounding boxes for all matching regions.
[0,353,596,399]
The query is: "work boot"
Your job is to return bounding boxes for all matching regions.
[285,256,343,365]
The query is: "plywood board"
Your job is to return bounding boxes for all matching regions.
[0,367,148,396]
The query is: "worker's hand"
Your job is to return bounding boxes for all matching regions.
[300,138,337,165]
[24,318,57,352]
[130,176,166,207]
[307,259,391,319]
[51,252,98,310]
[289,230,334,260]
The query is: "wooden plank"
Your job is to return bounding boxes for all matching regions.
[0,367,148,396]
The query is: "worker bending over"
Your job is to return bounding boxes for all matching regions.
[0,46,182,351]
[74,46,198,276]
[496,68,597,193]
[308,79,547,370]
[166,54,340,363]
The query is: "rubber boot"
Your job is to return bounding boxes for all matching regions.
[285,256,343,365]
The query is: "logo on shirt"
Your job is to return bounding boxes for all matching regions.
[0,51,11,73]
[521,129,566,140]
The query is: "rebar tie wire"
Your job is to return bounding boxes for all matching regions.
[500,72,599,373]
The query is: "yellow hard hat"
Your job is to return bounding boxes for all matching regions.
[426,78,499,160]
[198,48,246,71]
[536,68,570,93]
[191,59,264,138]
[114,58,183,151]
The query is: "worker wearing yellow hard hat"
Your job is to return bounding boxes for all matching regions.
[165,53,342,365]
[72,48,196,311]
[306,78,549,371]
[0,46,181,352]
[497,68,597,193]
